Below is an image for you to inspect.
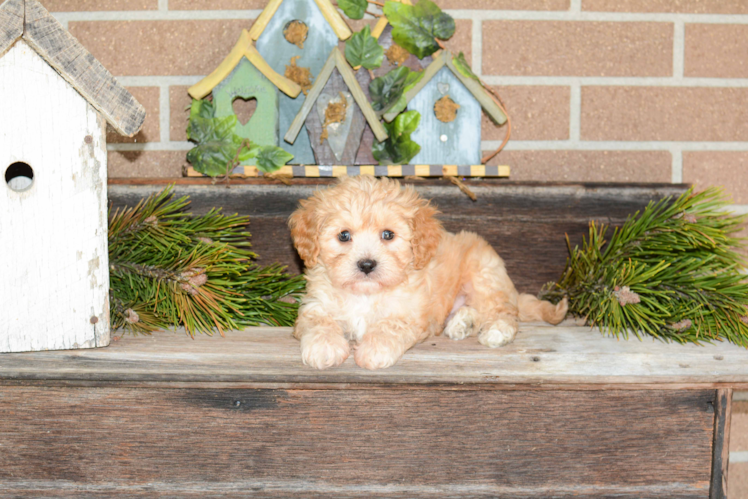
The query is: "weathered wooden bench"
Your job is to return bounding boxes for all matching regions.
[1,180,744,498]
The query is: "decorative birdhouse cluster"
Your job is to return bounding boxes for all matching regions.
[185,0,510,179]
[0,0,145,352]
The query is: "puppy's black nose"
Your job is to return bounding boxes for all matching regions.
[357,259,377,275]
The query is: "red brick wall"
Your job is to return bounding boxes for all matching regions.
[51,0,747,202]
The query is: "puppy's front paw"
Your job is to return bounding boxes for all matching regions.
[300,332,350,370]
[354,333,404,370]
[444,307,477,341]
[478,319,518,348]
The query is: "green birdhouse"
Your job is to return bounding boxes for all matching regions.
[189,30,302,155]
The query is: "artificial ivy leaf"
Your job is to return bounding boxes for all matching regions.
[383,0,455,59]
[338,0,367,19]
[372,110,421,165]
[186,115,246,177]
[382,69,424,121]
[345,26,384,69]
[189,98,215,120]
[255,146,294,173]
[452,52,480,81]
[369,66,412,112]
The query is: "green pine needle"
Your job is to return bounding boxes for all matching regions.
[541,187,748,346]
[109,186,305,336]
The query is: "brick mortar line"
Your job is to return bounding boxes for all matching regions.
[481,76,748,87]
[673,21,685,79]
[50,10,748,23]
[158,0,168,12]
[569,0,581,13]
[727,205,748,215]
[107,141,748,152]
[159,85,170,144]
[671,149,682,183]
[446,10,748,23]
[472,16,483,77]
[732,451,748,463]
[569,84,580,142]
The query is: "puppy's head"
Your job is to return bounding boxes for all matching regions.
[289,176,442,294]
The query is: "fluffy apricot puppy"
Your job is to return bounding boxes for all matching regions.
[288,176,567,370]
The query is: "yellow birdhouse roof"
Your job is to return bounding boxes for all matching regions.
[188,30,302,100]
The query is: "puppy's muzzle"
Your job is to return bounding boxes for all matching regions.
[357,259,377,275]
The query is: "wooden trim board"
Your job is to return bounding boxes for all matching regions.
[711,388,733,499]
[185,164,510,178]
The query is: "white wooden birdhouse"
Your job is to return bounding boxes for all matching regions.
[0,0,145,353]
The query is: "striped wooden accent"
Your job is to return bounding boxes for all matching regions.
[186,165,510,178]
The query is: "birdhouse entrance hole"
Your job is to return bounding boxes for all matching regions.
[232,97,258,126]
[5,162,34,192]
[283,20,308,48]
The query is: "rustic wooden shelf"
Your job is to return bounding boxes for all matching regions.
[1,322,745,498]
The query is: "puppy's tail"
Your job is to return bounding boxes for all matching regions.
[518,294,568,325]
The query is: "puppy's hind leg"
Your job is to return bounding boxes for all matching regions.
[443,306,479,341]
[473,290,520,349]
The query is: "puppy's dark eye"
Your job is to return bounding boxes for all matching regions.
[338,230,351,242]
[382,230,394,241]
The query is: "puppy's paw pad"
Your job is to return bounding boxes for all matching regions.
[478,320,517,348]
[301,335,350,370]
[444,307,476,341]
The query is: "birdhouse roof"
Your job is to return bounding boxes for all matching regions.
[284,47,388,145]
[188,30,302,101]
[248,0,351,41]
[382,50,508,126]
[0,0,145,137]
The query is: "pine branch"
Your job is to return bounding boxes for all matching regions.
[109,186,304,336]
[541,187,748,346]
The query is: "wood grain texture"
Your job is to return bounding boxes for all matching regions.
[285,48,337,144]
[108,182,687,293]
[0,41,110,353]
[21,0,145,137]
[711,388,732,499]
[354,67,377,164]
[2,322,748,386]
[0,387,716,497]
[305,67,366,164]
[0,0,22,56]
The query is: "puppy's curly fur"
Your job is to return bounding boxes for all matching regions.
[289,176,567,370]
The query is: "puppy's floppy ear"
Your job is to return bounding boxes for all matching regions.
[288,197,321,267]
[411,201,442,269]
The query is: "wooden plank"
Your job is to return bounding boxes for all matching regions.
[334,48,388,142]
[21,0,145,137]
[2,321,748,385]
[710,388,733,499]
[0,387,715,497]
[0,0,22,56]
[284,49,337,144]
[444,51,507,125]
[1,41,109,352]
[108,182,686,291]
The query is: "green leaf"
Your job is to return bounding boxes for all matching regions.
[338,0,367,19]
[452,52,480,81]
[189,98,215,120]
[369,66,414,112]
[345,25,384,69]
[382,69,424,121]
[186,115,246,177]
[255,146,294,173]
[372,110,421,164]
[383,0,455,59]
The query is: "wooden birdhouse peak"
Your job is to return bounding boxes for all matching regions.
[188,29,302,101]
[248,0,352,42]
[0,0,145,137]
